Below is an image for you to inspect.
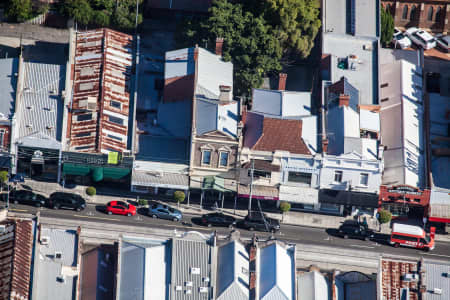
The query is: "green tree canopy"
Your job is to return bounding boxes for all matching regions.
[63,0,93,26]
[378,209,392,224]
[0,171,8,185]
[174,191,185,206]
[5,0,32,22]
[381,7,395,47]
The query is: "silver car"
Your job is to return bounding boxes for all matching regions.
[148,203,182,222]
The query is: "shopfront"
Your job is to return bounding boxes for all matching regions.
[238,184,279,210]
[379,185,431,219]
[61,151,133,185]
[17,146,60,181]
[319,189,379,216]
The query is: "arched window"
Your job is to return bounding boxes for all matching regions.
[435,7,441,23]
[402,5,408,20]
[410,5,417,20]
[427,7,433,21]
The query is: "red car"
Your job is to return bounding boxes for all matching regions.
[106,201,136,216]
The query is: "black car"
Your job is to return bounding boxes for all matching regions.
[337,220,374,241]
[201,212,236,228]
[48,192,86,211]
[237,212,280,233]
[9,190,47,207]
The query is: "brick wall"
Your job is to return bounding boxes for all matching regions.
[0,125,11,151]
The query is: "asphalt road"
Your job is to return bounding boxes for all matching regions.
[8,202,450,262]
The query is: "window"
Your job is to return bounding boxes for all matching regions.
[334,171,343,183]
[427,7,433,21]
[249,169,271,178]
[219,152,229,167]
[380,97,389,102]
[435,7,441,23]
[0,130,4,148]
[110,100,121,109]
[75,145,91,150]
[380,83,389,88]
[360,173,369,186]
[410,5,416,20]
[75,132,91,138]
[77,114,92,121]
[202,150,211,165]
[288,172,312,185]
[107,134,122,142]
[108,115,124,125]
[402,5,408,20]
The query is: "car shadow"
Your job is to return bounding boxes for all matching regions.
[325,228,340,237]
[370,232,391,245]
[137,207,149,216]
[191,217,204,226]
[95,205,107,214]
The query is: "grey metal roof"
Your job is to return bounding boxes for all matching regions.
[170,237,212,300]
[196,99,238,137]
[0,58,18,121]
[17,62,65,144]
[423,260,450,300]
[34,228,78,300]
[132,170,189,190]
[252,89,312,118]
[297,271,330,300]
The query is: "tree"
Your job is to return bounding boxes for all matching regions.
[86,186,96,196]
[64,0,93,26]
[5,0,32,22]
[381,7,395,47]
[279,201,291,221]
[93,10,111,27]
[112,0,143,30]
[0,171,8,193]
[378,209,392,224]
[174,191,186,207]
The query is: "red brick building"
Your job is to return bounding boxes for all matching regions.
[379,185,431,218]
[381,0,450,34]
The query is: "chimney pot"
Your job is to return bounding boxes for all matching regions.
[338,94,350,107]
[322,139,329,153]
[278,73,287,91]
[215,37,224,57]
[219,85,232,102]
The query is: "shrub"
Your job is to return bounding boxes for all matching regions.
[86,186,96,196]
[378,209,392,224]
[174,191,185,205]
[279,201,291,213]
[138,198,148,206]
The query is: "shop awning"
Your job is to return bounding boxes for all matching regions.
[92,167,104,182]
[429,190,450,223]
[63,163,91,176]
[279,185,318,205]
[202,176,226,192]
[319,189,379,208]
[238,184,279,200]
[103,167,130,179]
[131,170,189,190]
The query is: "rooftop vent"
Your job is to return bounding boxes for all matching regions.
[79,96,97,111]
[199,287,208,293]
[185,281,193,287]
[26,105,33,110]
[40,236,50,245]
[433,288,442,295]
[49,89,57,94]
[363,44,372,51]
[56,275,66,283]
[190,267,200,275]
[55,251,62,260]
[402,273,419,282]
[175,286,182,291]
[46,126,54,130]
[185,289,192,295]
[203,277,210,283]
[26,124,33,129]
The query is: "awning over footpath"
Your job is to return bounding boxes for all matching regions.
[131,170,189,190]
[319,189,379,208]
[279,185,318,205]
[238,184,279,201]
[202,176,226,192]
[429,190,450,223]
[63,163,130,180]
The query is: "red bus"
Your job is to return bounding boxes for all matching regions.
[390,223,435,251]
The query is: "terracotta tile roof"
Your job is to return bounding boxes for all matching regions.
[252,117,311,155]
[0,220,33,300]
[381,258,419,300]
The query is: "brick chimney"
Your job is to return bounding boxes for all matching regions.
[322,139,328,153]
[194,44,199,61]
[215,37,224,56]
[219,85,232,102]
[278,73,287,91]
[338,94,350,107]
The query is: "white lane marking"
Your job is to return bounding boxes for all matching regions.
[351,244,375,249]
[426,253,450,259]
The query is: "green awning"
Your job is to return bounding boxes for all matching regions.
[202,176,226,192]
[63,163,91,176]
[92,167,104,182]
[103,167,130,179]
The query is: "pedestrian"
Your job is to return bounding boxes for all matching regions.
[362,216,368,227]
[376,211,381,232]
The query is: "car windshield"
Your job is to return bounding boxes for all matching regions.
[424,235,431,244]
[396,33,405,40]
[168,207,175,213]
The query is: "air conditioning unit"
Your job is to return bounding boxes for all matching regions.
[403,273,419,282]
[199,287,208,293]
[0,225,5,234]
[433,288,442,295]
[54,251,62,260]
[40,236,50,245]
[185,289,192,295]
[57,275,66,283]
[185,281,193,287]
[175,286,182,291]
[203,277,210,283]
[79,96,97,111]
[190,267,200,275]
[363,44,372,51]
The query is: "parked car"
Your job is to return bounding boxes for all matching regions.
[48,192,86,211]
[435,34,450,53]
[9,190,47,207]
[392,28,412,49]
[337,220,374,241]
[148,203,182,222]
[390,223,435,251]
[237,212,280,233]
[405,27,436,50]
[106,200,136,216]
[201,212,236,228]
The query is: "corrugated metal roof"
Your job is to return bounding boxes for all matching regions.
[17,62,65,142]
[136,135,189,163]
[0,58,18,120]
[170,238,212,300]
[423,260,450,300]
[297,271,330,300]
[258,243,294,300]
[252,89,312,118]
[34,228,78,300]
[359,109,380,132]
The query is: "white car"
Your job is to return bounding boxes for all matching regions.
[392,28,412,49]
[435,34,449,53]
[405,27,436,50]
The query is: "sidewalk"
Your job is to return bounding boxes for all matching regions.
[19,179,450,242]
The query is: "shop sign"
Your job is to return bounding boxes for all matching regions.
[387,185,423,196]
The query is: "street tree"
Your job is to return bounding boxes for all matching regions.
[279,201,291,221]
[378,209,392,225]
[381,7,395,47]
[0,171,8,193]
[174,191,186,207]
[5,0,32,22]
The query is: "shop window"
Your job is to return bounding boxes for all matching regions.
[334,171,343,183]
[249,169,271,179]
[427,7,433,21]
[410,5,417,20]
[202,150,211,165]
[219,152,229,167]
[288,171,312,185]
[360,173,369,186]
[402,5,408,20]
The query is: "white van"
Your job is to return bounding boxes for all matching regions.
[405,27,436,50]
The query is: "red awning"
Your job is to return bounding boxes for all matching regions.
[428,217,450,224]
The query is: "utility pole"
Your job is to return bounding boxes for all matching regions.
[135,0,139,34]
[248,159,254,212]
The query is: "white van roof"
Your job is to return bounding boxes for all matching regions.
[392,223,424,236]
